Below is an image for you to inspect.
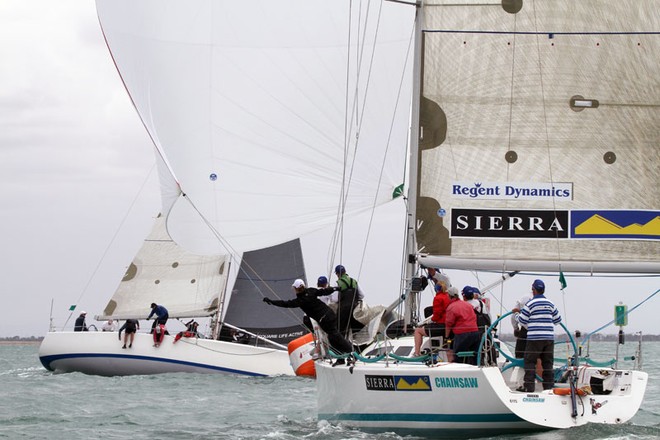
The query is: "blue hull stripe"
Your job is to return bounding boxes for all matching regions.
[39,353,265,377]
[318,412,523,423]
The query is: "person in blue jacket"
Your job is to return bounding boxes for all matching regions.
[147,303,169,334]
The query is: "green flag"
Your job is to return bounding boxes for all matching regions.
[559,271,567,289]
[69,305,77,311]
[392,183,404,199]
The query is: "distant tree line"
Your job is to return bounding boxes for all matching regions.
[0,336,44,342]
[1,334,659,342]
[496,333,660,342]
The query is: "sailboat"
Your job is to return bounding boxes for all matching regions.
[314,0,658,435]
[39,0,414,376]
[39,209,310,376]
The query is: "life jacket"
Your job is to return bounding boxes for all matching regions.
[336,275,357,291]
[337,276,358,303]
[153,324,166,344]
[474,299,492,330]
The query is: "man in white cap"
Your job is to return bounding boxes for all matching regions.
[263,279,353,354]
[74,311,88,332]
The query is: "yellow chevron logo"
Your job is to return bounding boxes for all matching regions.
[395,376,432,391]
[574,215,660,237]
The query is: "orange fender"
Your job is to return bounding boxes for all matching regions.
[288,333,316,378]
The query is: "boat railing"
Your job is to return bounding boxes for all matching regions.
[478,312,579,370]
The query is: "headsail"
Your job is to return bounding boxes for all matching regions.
[97,213,228,320]
[416,0,659,273]
[223,239,308,345]
[96,0,414,258]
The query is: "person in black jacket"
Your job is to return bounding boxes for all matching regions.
[118,319,140,349]
[74,311,88,332]
[263,279,353,354]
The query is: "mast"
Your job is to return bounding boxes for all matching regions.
[211,260,231,340]
[403,0,424,326]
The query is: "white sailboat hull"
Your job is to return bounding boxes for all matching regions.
[316,358,648,435]
[39,332,294,377]
[317,361,534,435]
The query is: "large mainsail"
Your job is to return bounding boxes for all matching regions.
[416,0,659,273]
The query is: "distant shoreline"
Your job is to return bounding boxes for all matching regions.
[1,333,659,344]
[0,340,41,346]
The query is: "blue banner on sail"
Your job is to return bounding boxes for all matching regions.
[571,210,660,240]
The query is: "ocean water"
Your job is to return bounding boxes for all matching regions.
[1,342,658,440]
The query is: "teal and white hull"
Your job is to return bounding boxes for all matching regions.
[315,337,648,435]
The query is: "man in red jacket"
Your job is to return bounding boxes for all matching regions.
[413,282,451,356]
[445,287,480,365]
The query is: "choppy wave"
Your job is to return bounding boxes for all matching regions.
[0,343,658,440]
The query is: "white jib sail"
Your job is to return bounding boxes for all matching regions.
[97,213,228,320]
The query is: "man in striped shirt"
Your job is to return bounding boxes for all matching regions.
[513,279,562,392]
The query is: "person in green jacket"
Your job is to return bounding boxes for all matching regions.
[334,265,365,337]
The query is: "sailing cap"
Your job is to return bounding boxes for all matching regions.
[532,279,545,292]
[292,279,305,289]
[80,311,87,315]
[317,276,328,286]
[334,264,345,274]
[461,286,474,300]
[448,287,459,298]
[434,273,450,289]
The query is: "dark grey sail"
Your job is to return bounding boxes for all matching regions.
[222,239,308,345]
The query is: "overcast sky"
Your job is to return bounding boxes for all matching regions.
[0,1,657,338]
[1,1,160,337]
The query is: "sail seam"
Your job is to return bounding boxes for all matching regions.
[424,30,660,36]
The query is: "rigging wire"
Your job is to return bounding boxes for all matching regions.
[178,193,302,327]
[501,5,519,275]
[332,0,356,267]
[176,336,284,356]
[356,10,416,280]
[331,1,414,287]
[63,162,157,329]
[581,288,659,343]
[329,0,378,275]
[531,2,570,327]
